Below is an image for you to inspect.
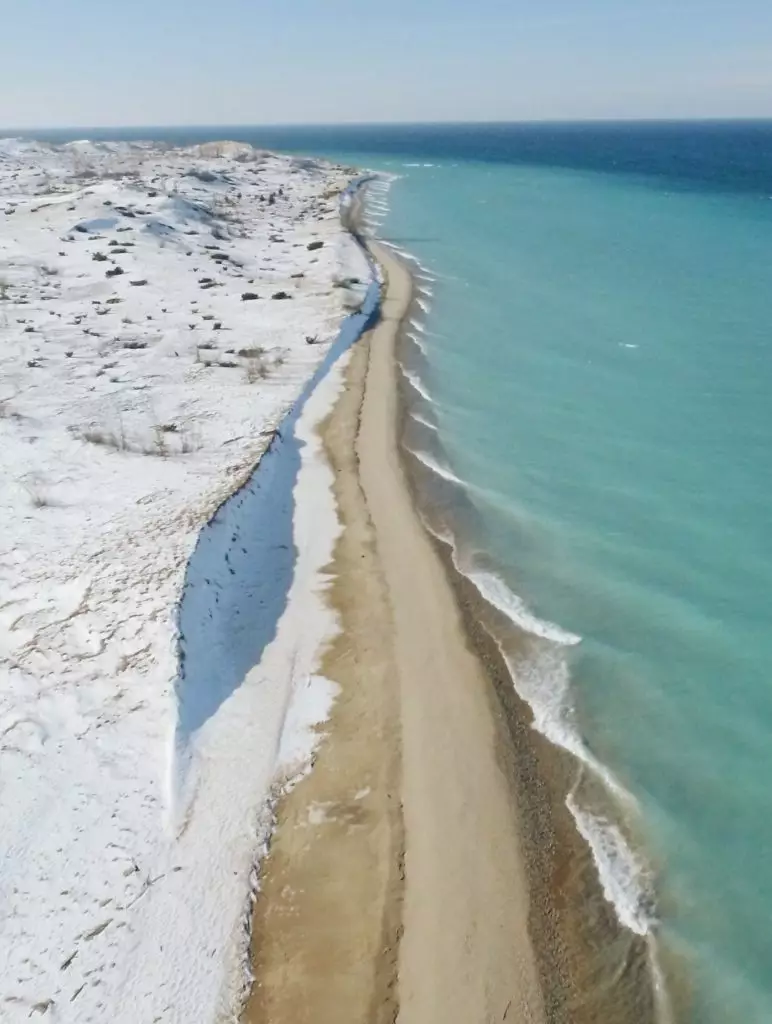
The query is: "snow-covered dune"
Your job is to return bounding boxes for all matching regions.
[0,139,372,1022]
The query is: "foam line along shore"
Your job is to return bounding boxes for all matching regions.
[242,183,548,1024]
[389,211,669,1021]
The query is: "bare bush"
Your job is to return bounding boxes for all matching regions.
[23,477,53,508]
[79,425,128,451]
[244,355,270,383]
[179,430,201,454]
[0,397,20,419]
[76,418,199,457]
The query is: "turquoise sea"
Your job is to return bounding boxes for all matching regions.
[35,123,772,1021]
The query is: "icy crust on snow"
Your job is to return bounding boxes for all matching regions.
[0,138,367,1023]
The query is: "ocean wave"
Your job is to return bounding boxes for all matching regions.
[385,213,658,951]
[410,409,439,432]
[406,330,427,354]
[466,567,581,648]
[399,365,432,403]
[441,536,655,937]
[567,795,655,936]
[501,646,635,812]
[408,447,464,486]
[381,241,413,262]
[416,510,455,546]
[363,179,392,228]
[496,642,654,938]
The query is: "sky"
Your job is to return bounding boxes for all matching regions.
[1,0,771,128]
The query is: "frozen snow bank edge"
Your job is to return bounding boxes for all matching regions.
[171,175,381,806]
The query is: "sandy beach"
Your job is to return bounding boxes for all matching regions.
[2,145,654,1023]
[244,239,546,1022]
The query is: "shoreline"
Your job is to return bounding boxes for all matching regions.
[244,177,669,1023]
[244,232,545,1021]
[365,242,545,1023]
[395,266,665,1020]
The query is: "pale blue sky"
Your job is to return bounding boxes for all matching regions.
[2,0,771,128]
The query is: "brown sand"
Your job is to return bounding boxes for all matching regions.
[242,243,545,1024]
[241,337,403,1024]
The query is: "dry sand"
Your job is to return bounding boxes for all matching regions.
[243,242,546,1023]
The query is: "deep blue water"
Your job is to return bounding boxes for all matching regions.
[23,119,772,195]
[21,121,772,1022]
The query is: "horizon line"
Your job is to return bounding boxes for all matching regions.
[3,115,772,135]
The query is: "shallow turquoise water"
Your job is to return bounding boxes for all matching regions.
[256,136,772,1021]
[375,158,772,1023]
[43,124,772,1021]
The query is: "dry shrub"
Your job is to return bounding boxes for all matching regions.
[23,476,53,508]
[76,419,199,457]
[244,355,270,383]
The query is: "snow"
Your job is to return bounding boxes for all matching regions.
[0,138,374,1022]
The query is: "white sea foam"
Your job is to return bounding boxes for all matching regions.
[439,536,654,938]
[363,178,392,230]
[496,645,653,939]
[394,249,421,267]
[465,567,581,648]
[567,795,655,936]
[649,936,676,1024]
[400,365,432,403]
[376,178,657,946]
[418,513,455,546]
[501,645,635,812]
[409,447,464,485]
[406,330,427,354]
[383,242,412,261]
[410,409,439,432]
